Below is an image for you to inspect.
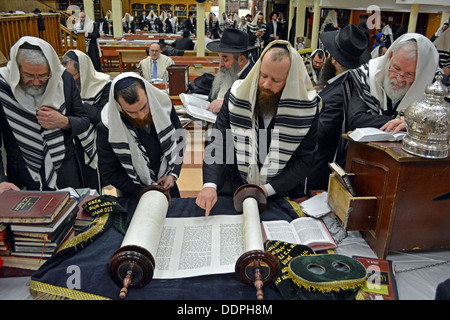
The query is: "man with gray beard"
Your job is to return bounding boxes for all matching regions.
[347,33,439,134]
[0,37,89,192]
[206,29,256,114]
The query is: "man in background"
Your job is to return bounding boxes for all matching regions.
[138,43,174,81]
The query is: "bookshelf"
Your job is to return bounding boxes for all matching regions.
[130,1,210,23]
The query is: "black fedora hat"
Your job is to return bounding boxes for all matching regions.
[193,73,214,91]
[207,28,256,53]
[319,24,370,69]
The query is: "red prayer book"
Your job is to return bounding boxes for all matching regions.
[0,191,70,224]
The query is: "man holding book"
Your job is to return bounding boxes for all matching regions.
[347,33,439,134]
[206,28,256,114]
[0,37,90,192]
[196,41,319,216]
[96,73,185,198]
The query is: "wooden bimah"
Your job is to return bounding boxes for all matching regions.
[328,138,450,259]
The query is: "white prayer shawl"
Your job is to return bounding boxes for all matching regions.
[382,24,393,44]
[249,13,266,51]
[100,72,181,186]
[228,40,319,185]
[139,54,174,80]
[365,33,439,113]
[74,14,102,58]
[67,50,110,169]
[122,15,134,29]
[434,29,450,69]
[0,36,67,189]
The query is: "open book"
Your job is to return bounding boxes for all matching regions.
[179,93,217,123]
[328,162,356,196]
[349,127,406,142]
[262,217,337,251]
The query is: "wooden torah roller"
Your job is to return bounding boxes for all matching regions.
[108,185,170,299]
[233,184,280,300]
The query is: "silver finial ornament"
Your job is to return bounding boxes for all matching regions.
[402,73,449,159]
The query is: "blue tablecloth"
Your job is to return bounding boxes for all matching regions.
[30,196,300,300]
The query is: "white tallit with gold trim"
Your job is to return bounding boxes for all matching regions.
[228,40,319,185]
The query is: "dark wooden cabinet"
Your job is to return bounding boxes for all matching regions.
[337,139,449,258]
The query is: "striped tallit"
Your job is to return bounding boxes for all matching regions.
[364,33,439,113]
[228,40,319,186]
[64,50,111,169]
[100,72,183,186]
[0,36,67,189]
[433,29,450,69]
[248,13,266,53]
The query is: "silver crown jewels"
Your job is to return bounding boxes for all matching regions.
[402,73,450,159]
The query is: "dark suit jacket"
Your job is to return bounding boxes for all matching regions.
[308,75,347,190]
[183,18,196,33]
[203,90,318,198]
[265,20,283,45]
[172,37,194,50]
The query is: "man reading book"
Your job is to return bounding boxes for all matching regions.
[196,41,319,216]
[0,37,90,191]
[347,33,439,134]
[96,73,184,198]
[205,28,256,114]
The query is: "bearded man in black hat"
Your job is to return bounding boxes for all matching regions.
[205,28,256,114]
[308,24,371,190]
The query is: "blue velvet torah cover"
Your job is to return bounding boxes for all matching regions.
[30,196,301,300]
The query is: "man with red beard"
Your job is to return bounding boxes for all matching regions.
[196,41,319,216]
[96,73,185,198]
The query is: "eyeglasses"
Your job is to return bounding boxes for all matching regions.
[20,73,51,81]
[388,68,415,82]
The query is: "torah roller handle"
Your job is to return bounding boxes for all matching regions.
[233,184,280,300]
[108,185,171,299]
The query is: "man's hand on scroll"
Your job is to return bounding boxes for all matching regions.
[195,187,217,216]
[380,116,406,135]
[157,174,175,190]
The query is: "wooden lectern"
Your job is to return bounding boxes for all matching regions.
[328,138,450,259]
[167,64,189,96]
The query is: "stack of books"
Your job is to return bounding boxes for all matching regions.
[0,191,78,270]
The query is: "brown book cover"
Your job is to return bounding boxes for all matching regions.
[0,191,70,224]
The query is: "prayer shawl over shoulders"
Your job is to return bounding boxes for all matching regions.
[66,50,111,169]
[0,36,89,189]
[350,33,439,115]
[434,28,450,70]
[228,40,319,186]
[100,72,184,187]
